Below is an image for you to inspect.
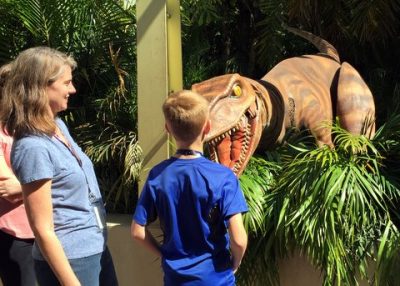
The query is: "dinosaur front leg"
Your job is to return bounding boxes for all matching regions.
[309,122,334,148]
[295,95,334,148]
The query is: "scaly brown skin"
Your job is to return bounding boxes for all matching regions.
[191,27,375,177]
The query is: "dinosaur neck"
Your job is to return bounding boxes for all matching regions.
[249,79,286,149]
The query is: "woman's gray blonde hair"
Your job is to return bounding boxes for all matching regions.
[0,46,77,139]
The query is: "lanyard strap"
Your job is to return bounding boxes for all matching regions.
[175,149,203,157]
[54,134,82,167]
[54,129,96,202]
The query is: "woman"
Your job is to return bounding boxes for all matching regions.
[0,64,36,286]
[0,47,118,286]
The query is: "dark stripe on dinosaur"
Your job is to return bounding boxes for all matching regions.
[255,79,286,149]
[330,68,340,121]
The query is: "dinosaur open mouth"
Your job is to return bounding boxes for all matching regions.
[206,114,252,174]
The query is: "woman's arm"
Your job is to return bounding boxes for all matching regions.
[23,179,81,286]
[0,154,23,203]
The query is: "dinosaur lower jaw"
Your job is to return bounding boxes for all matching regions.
[206,115,252,175]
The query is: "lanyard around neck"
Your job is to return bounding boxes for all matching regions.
[175,149,203,157]
[54,129,82,167]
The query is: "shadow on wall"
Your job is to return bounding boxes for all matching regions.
[107,214,163,286]
[278,250,375,286]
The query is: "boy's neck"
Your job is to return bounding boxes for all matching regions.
[174,141,204,159]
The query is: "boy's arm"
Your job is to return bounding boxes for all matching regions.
[131,220,162,258]
[228,213,248,273]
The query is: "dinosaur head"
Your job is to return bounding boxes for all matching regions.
[191,73,267,176]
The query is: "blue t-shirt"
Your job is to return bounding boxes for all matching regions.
[11,118,106,260]
[133,156,248,286]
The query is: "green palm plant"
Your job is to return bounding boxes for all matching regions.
[237,117,400,285]
[0,0,141,213]
[237,154,282,286]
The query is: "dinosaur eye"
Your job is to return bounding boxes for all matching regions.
[232,85,242,97]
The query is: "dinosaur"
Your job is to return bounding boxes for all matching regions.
[191,27,375,176]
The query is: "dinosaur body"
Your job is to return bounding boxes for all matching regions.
[191,28,375,176]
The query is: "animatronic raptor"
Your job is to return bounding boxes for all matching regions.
[191,27,376,176]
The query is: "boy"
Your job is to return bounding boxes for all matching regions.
[131,90,248,285]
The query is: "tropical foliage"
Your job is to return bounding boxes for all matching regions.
[0,0,141,212]
[236,114,400,285]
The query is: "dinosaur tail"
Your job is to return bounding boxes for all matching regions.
[283,24,340,63]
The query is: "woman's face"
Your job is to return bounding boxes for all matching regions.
[46,65,76,116]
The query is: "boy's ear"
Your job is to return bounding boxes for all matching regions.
[165,123,170,133]
[203,119,211,135]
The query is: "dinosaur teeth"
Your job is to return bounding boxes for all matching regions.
[205,113,255,175]
[210,153,216,161]
[208,146,218,163]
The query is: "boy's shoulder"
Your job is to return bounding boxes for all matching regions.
[199,158,236,174]
[149,157,236,179]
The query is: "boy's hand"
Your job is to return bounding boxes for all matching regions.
[232,260,241,273]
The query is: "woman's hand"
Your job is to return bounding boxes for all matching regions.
[0,154,23,202]
[0,176,23,202]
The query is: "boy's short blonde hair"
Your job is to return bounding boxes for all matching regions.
[162,90,209,142]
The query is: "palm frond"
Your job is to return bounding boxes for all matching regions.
[238,117,400,285]
[348,0,400,43]
[240,155,280,234]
